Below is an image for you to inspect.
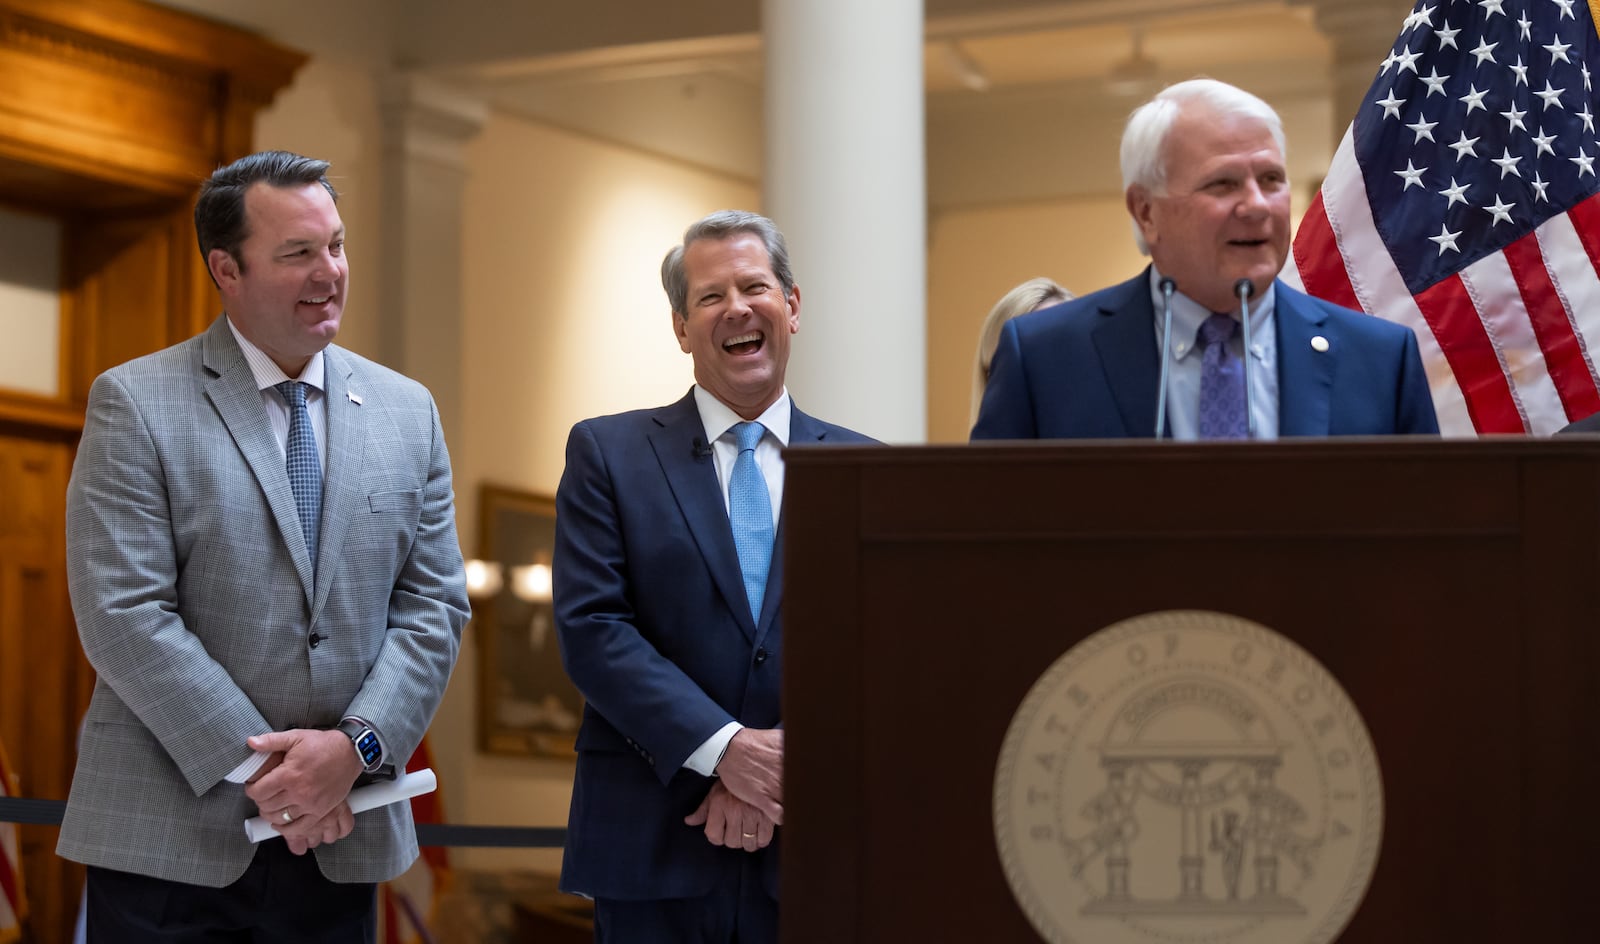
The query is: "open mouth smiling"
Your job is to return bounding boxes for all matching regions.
[724,331,765,355]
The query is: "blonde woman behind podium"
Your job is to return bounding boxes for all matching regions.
[970,277,1073,428]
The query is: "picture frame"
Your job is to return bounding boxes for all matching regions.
[474,484,583,758]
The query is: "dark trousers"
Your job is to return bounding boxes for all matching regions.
[85,839,376,943]
[592,856,776,944]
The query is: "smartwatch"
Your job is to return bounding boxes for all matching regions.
[337,718,384,773]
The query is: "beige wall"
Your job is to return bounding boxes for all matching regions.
[0,205,61,397]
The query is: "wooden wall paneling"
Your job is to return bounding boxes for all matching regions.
[0,0,305,205]
[171,202,226,343]
[0,432,81,944]
[61,209,192,399]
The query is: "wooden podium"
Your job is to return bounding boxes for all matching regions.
[782,439,1600,943]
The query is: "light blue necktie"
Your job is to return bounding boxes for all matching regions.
[275,381,322,566]
[729,421,774,621]
[1197,314,1248,440]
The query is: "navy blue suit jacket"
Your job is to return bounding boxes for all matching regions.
[554,389,874,903]
[971,271,1440,439]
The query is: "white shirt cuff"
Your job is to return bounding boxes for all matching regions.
[683,721,743,776]
[225,750,271,783]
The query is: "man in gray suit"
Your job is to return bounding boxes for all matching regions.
[58,151,469,942]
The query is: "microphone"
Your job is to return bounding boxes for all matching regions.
[691,437,713,460]
[1235,278,1256,439]
[1154,278,1178,439]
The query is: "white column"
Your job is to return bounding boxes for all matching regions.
[762,0,926,443]
[377,74,488,443]
[1292,0,1412,143]
[377,77,486,826]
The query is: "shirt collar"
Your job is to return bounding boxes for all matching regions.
[1148,267,1276,362]
[693,386,792,447]
[225,316,325,393]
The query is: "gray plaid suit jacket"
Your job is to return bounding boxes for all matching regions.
[57,316,469,886]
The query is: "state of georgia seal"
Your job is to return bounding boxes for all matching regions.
[993,610,1382,944]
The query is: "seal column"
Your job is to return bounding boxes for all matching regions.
[1177,759,1208,899]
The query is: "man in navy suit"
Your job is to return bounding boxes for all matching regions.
[972,78,1439,440]
[554,210,874,943]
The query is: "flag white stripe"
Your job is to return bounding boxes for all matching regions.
[1457,253,1555,431]
[1533,212,1600,401]
[1318,131,1477,435]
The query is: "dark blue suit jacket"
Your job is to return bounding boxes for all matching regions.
[554,389,874,904]
[971,270,1440,439]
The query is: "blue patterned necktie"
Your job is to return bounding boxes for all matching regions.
[275,381,322,565]
[1197,313,1248,440]
[729,421,775,621]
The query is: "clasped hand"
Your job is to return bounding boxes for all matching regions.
[244,728,362,855]
[684,727,782,851]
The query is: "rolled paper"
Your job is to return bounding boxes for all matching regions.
[244,767,438,843]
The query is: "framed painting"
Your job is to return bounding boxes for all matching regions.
[474,484,583,757]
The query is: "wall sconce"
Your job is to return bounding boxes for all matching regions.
[510,562,553,603]
[465,558,504,599]
[465,558,552,603]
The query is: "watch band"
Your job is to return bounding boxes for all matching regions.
[337,717,385,774]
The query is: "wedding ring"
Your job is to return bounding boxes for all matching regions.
[742,832,756,838]
[282,811,293,824]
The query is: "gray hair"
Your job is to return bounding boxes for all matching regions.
[1120,79,1286,254]
[661,210,795,315]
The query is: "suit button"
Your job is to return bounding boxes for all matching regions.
[754,647,768,665]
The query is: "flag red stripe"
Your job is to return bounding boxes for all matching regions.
[1413,275,1524,432]
[0,736,24,924]
[1291,192,1362,311]
[0,845,20,919]
[382,886,401,944]
[1503,232,1600,420]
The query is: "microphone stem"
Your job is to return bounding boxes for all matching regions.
[1154,279,1176,439]
[1237,280,1256,440]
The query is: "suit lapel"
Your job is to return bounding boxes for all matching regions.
[311,348,367,617]
[1274,282,1334,437]
[200,318,316,605]
[1090,272,1162,436]
[757,404,832,643]
[648,393,756,638]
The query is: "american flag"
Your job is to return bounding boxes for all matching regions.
[1287,0,1600,434]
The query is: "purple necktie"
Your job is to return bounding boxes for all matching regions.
[1197,314,1248,440]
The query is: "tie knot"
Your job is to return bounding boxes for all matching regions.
[1200,313,1238,349]
[275,380,308,409]
[733,421,765,453]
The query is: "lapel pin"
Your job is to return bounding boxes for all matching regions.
[348,390,363,405]
[1311,336,1330,353]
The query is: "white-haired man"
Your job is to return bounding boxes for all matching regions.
[972,78,1438,441]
